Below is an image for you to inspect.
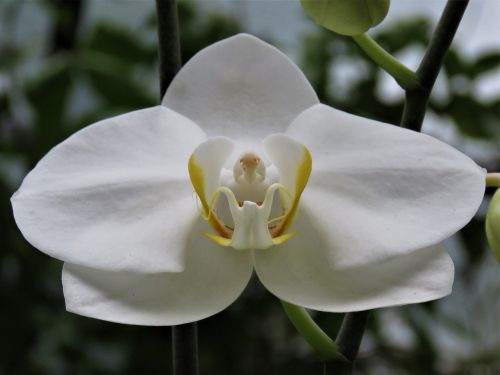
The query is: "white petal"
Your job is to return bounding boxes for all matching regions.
[254,209,454,312]
[286,104,485,268]
[12,106,206,273]
[189,137,234,204]
[263,133,311,198]
[63,228,253,326]
[162,34,319,143]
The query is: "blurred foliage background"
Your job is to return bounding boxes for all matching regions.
[1,0,499,374]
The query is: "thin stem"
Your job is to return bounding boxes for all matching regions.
[156,0,181,98]
[155,1,198,375]
[352,33,419,90]
[172,323,199,375]
[322,311,370,375]
[486,173,500,188]
[335,311,370,362]
[281,301,342,360]
[49,0,83,54]
[401,0,469,131]
[326,5,470,372]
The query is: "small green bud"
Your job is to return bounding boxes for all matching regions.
[486,189,500,263]
[301,0,391,36]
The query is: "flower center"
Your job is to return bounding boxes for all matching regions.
[188,135,312,250]
[233,152,265,185]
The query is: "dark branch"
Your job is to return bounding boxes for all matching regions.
[155,1,198,374]
[401,0,469,131]
[323,311,370,374]
[172,323,199,375]
[335,310,370,362]
[49,0,84,54]
[156,0,181,99]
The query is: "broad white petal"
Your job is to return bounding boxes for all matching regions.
[255,209,454,312]
[162,34,319,143]
[12,106,206,273]
[286,104,485,268]
[63,228,254,326]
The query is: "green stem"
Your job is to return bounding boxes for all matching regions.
[352,33,419,90]
[486,173,500,188]
[281,301,343,361]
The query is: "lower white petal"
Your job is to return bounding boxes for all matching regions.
[254,210,454,312]
[12,106,206,273]
[63,229,254,326]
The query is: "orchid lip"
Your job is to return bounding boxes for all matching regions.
[188,135,312,250]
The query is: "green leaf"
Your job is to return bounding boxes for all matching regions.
[84,23,156,67]
[468,52,500,79]
[301,0,390,36]
[486,189,500,263]
[76,50,156,109]
[25,57,73,126]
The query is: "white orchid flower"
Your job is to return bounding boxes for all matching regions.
[11,34,485,326]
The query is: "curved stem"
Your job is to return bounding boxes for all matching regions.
[352,33,419,90]
[334,311,369,362]
[322,311,370,375]
[486,173,500,188]
[281,301,343,361]
[322,3,470,375]
[401,0,469,131]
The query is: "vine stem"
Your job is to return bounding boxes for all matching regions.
[155,1,199,375]
[286,1,471,374]
[281,301,342,360]
[401,0,469,131]
[351,33,419,90]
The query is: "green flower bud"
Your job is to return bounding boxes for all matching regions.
[486,189,500,263]
[301,0,391,36]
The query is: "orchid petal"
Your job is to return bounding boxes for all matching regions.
[12,106,206,273]
[162,34,319,143]
[263,134,312,236]
[189,137,235,214]
[263,134,312,199]
[63,227,253,326]
[286,104,485,268]
[254,209,454,311]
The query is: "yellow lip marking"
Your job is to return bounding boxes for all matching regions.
[270,146,312,238]
[189,154,232,239]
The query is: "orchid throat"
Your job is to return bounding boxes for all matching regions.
[188,135,312,250]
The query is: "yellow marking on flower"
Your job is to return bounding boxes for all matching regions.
[203,231,232,247]
[188,154,232,239]
[272,146,312,237]
[272,231,299,245]
[188,154,209,215]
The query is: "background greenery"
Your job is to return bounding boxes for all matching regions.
[1,1,498,374]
